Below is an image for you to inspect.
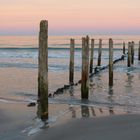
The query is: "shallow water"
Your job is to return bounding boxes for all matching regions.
[0,35,140,114]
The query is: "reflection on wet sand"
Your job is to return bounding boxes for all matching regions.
[81,105,90,118]
[69,86,74,97]
[125,73,134,96]
[109,107,114,115]
[126,73,134,87]
[99,108,103,113]
[108,87,114,115]
[138,73,140,80]
[90,107,96,116]
[80,105,115,118]
[96,74,102,88]
[69,106,76,118]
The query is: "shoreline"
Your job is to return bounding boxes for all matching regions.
[1,100,140,140]
[0,100,134,140]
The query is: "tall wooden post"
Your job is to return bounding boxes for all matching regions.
[127,42,132,67]
[38,20,48,121]
[109,38,113,87]
[90,39,94,73]
[131,41,134,64]
[81,36,89,99]
[97,39,102,66]
[69,39,75,85]
[138,41,140,61]
[123,42,125,54]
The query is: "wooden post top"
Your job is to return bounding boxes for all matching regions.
[40,20,48,32]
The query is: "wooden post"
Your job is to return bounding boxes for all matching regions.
[127,42,132,67]
[38,20,48,121]
[90,39,94,73]
[69,39,75,85]
[109,38,113,87]
[131,41,134,64]
[97,39,102,66]
[81,36,89,99]
[138,41,140,61]
[123,42,125,54]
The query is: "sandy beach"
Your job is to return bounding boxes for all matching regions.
[30,114,140,140]
[0,60,140,139]
[1,100,140,140]
[0,36,140,140]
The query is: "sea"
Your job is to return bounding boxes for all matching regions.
[0,35,140,114]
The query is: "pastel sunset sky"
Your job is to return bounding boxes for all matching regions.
[0,0,140,35]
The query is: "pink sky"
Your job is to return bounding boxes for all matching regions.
[0,0,140,35]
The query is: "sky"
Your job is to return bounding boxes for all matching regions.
[0,0,140,35]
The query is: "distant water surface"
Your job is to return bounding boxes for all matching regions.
[0,35,140,70]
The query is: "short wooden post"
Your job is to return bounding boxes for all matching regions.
[123,42,125,54]
[38,20,48,121]
[127,42,132,67]
[138,41,140,61]
[97,39,102,66]
[81,36,89,99]
[109,38,113,87]
[131,41,135,64]
[90,39,94,73]
[69,39,75,85]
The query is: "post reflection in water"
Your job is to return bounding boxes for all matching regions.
[90,107,96,116]
[138,73,140,80]
[81,105,90,118]
[99,108,103,113]
[69,86,74,97]
[96,74,102,88]
[126,73,134,87]
[125,73,134,113]
[125,73,134,96]
[108,87,114,115]
[69,106,76,118]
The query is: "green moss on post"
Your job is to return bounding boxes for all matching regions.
[131,41,135,64]
[127,42,132,67]
[69,39,75,85]
[81,36,89,99]
[138,41,140,61]
[97,39,102,66]
[109,38,113,87]
[38,20,48,121]
[90,39,94,73]
[123,42,125,54]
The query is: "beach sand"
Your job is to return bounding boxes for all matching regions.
[0,59,140,140]
[30,114,140,140]
[1,100,140,140]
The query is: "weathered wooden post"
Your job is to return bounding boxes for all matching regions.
[127,42,132,67]
[69,39,75,85]
[97,39,102,66]
[109,38,113,87]
[90,39,94,73]
[81,36,89,99]
[123,42,125,54]
[38,20,48,121]
[138,41,140,61]
[131,41,135,64]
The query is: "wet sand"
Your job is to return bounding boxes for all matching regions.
[0,102,36,140]
[1,101,140,140]
[0,60,140,140]
[30,114,140,140]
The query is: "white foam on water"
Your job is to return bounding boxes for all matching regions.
[0,99,10,103]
